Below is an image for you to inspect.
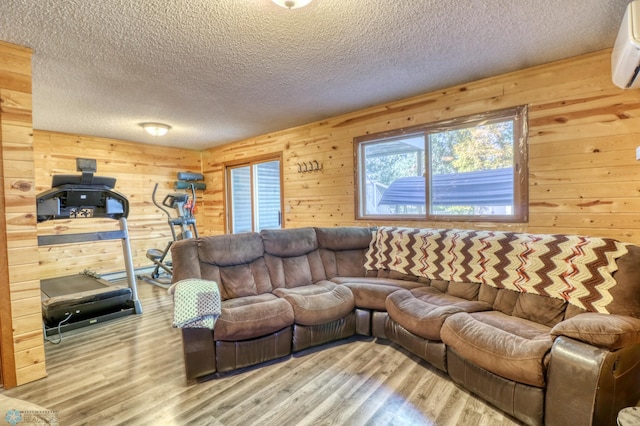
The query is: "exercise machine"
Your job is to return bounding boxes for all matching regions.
[36,158,142,338]
[139,172,205,288]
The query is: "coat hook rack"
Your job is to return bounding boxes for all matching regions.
[296,160,323,173]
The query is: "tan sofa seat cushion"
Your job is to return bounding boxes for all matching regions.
[332,277,426,310]
[273,281,354,326]
[214,294,294,341]
[441,311,553,388]
[386,287,491,340]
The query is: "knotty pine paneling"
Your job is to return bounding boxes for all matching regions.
[34,131,203,279]
[0,40,44,387]
[201,49,640,244]
[2,46,639,389]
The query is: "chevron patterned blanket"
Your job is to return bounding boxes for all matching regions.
[364,226,630,314]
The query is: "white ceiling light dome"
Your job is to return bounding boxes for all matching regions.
[140,122,171,137]
[272,0,313,10]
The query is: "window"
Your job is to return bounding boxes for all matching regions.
[226,157,282,233]
[355,106,528,222]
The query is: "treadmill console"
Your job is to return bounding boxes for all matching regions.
[36,185,129,222]
[36,158,129,222]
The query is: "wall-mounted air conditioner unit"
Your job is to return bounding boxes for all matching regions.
[612,0,640,89]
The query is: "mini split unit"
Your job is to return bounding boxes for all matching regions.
[612,0,640,89]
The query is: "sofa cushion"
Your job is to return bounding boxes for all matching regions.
[170,238,202,282]
[332,277,426,310]
[512,292,567,328]
[428,279,447,292]
[320,249,367,279]
[374,269,421,282]
[315,226,374,251]
[261,227,318,257]
[265,251,326,288]
[492,288,520,315]
[609,244,640,317]
[213,294,294,341]
[198,233,264,266]
[441,311,553,388]
[272,281,355,326]
[478,283,499,305]
[550,312,640,350]
[261,228,327,288]
[176,234,273,300]
[564,303,587,319]
[386,287,492,340]
[447,281,481,300]
[216,258,272,299]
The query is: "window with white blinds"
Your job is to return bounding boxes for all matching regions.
[229,166,252,234]
[227,158,282,234]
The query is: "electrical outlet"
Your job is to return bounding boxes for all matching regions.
[636,146,640,160]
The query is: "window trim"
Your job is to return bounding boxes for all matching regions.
[224,153,284,234]
[354,106,528,223]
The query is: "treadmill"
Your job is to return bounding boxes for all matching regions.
[36,158,142,336]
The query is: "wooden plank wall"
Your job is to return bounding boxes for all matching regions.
[1,46,638,388]
[33,132,203,279]
[201,49,640,245]
[0,40,44,387]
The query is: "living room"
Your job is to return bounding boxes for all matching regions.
[0,1,639,425]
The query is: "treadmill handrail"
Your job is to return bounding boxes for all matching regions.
[38,230,128,246]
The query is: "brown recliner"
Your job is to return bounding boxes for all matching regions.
[261,227,356,351]
[171,232,295,378]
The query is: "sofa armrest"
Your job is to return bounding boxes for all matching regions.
[181,328,216,380]
[170,239,202,282]
[545,336,640,426]
[550,312,640,350]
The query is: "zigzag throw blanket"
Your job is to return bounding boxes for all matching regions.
[364,226,630,314]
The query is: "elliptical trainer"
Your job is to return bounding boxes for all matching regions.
[139,172,205,288]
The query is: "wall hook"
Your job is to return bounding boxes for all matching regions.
[296,160,323,173]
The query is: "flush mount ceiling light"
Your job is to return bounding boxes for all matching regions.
[140,122,171,137]
[272,0,312,9]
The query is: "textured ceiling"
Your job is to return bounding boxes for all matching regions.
[0,0,630,150]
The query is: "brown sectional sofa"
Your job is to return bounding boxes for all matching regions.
[170,226,640,426]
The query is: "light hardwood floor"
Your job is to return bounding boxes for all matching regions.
[3,282,521,426]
